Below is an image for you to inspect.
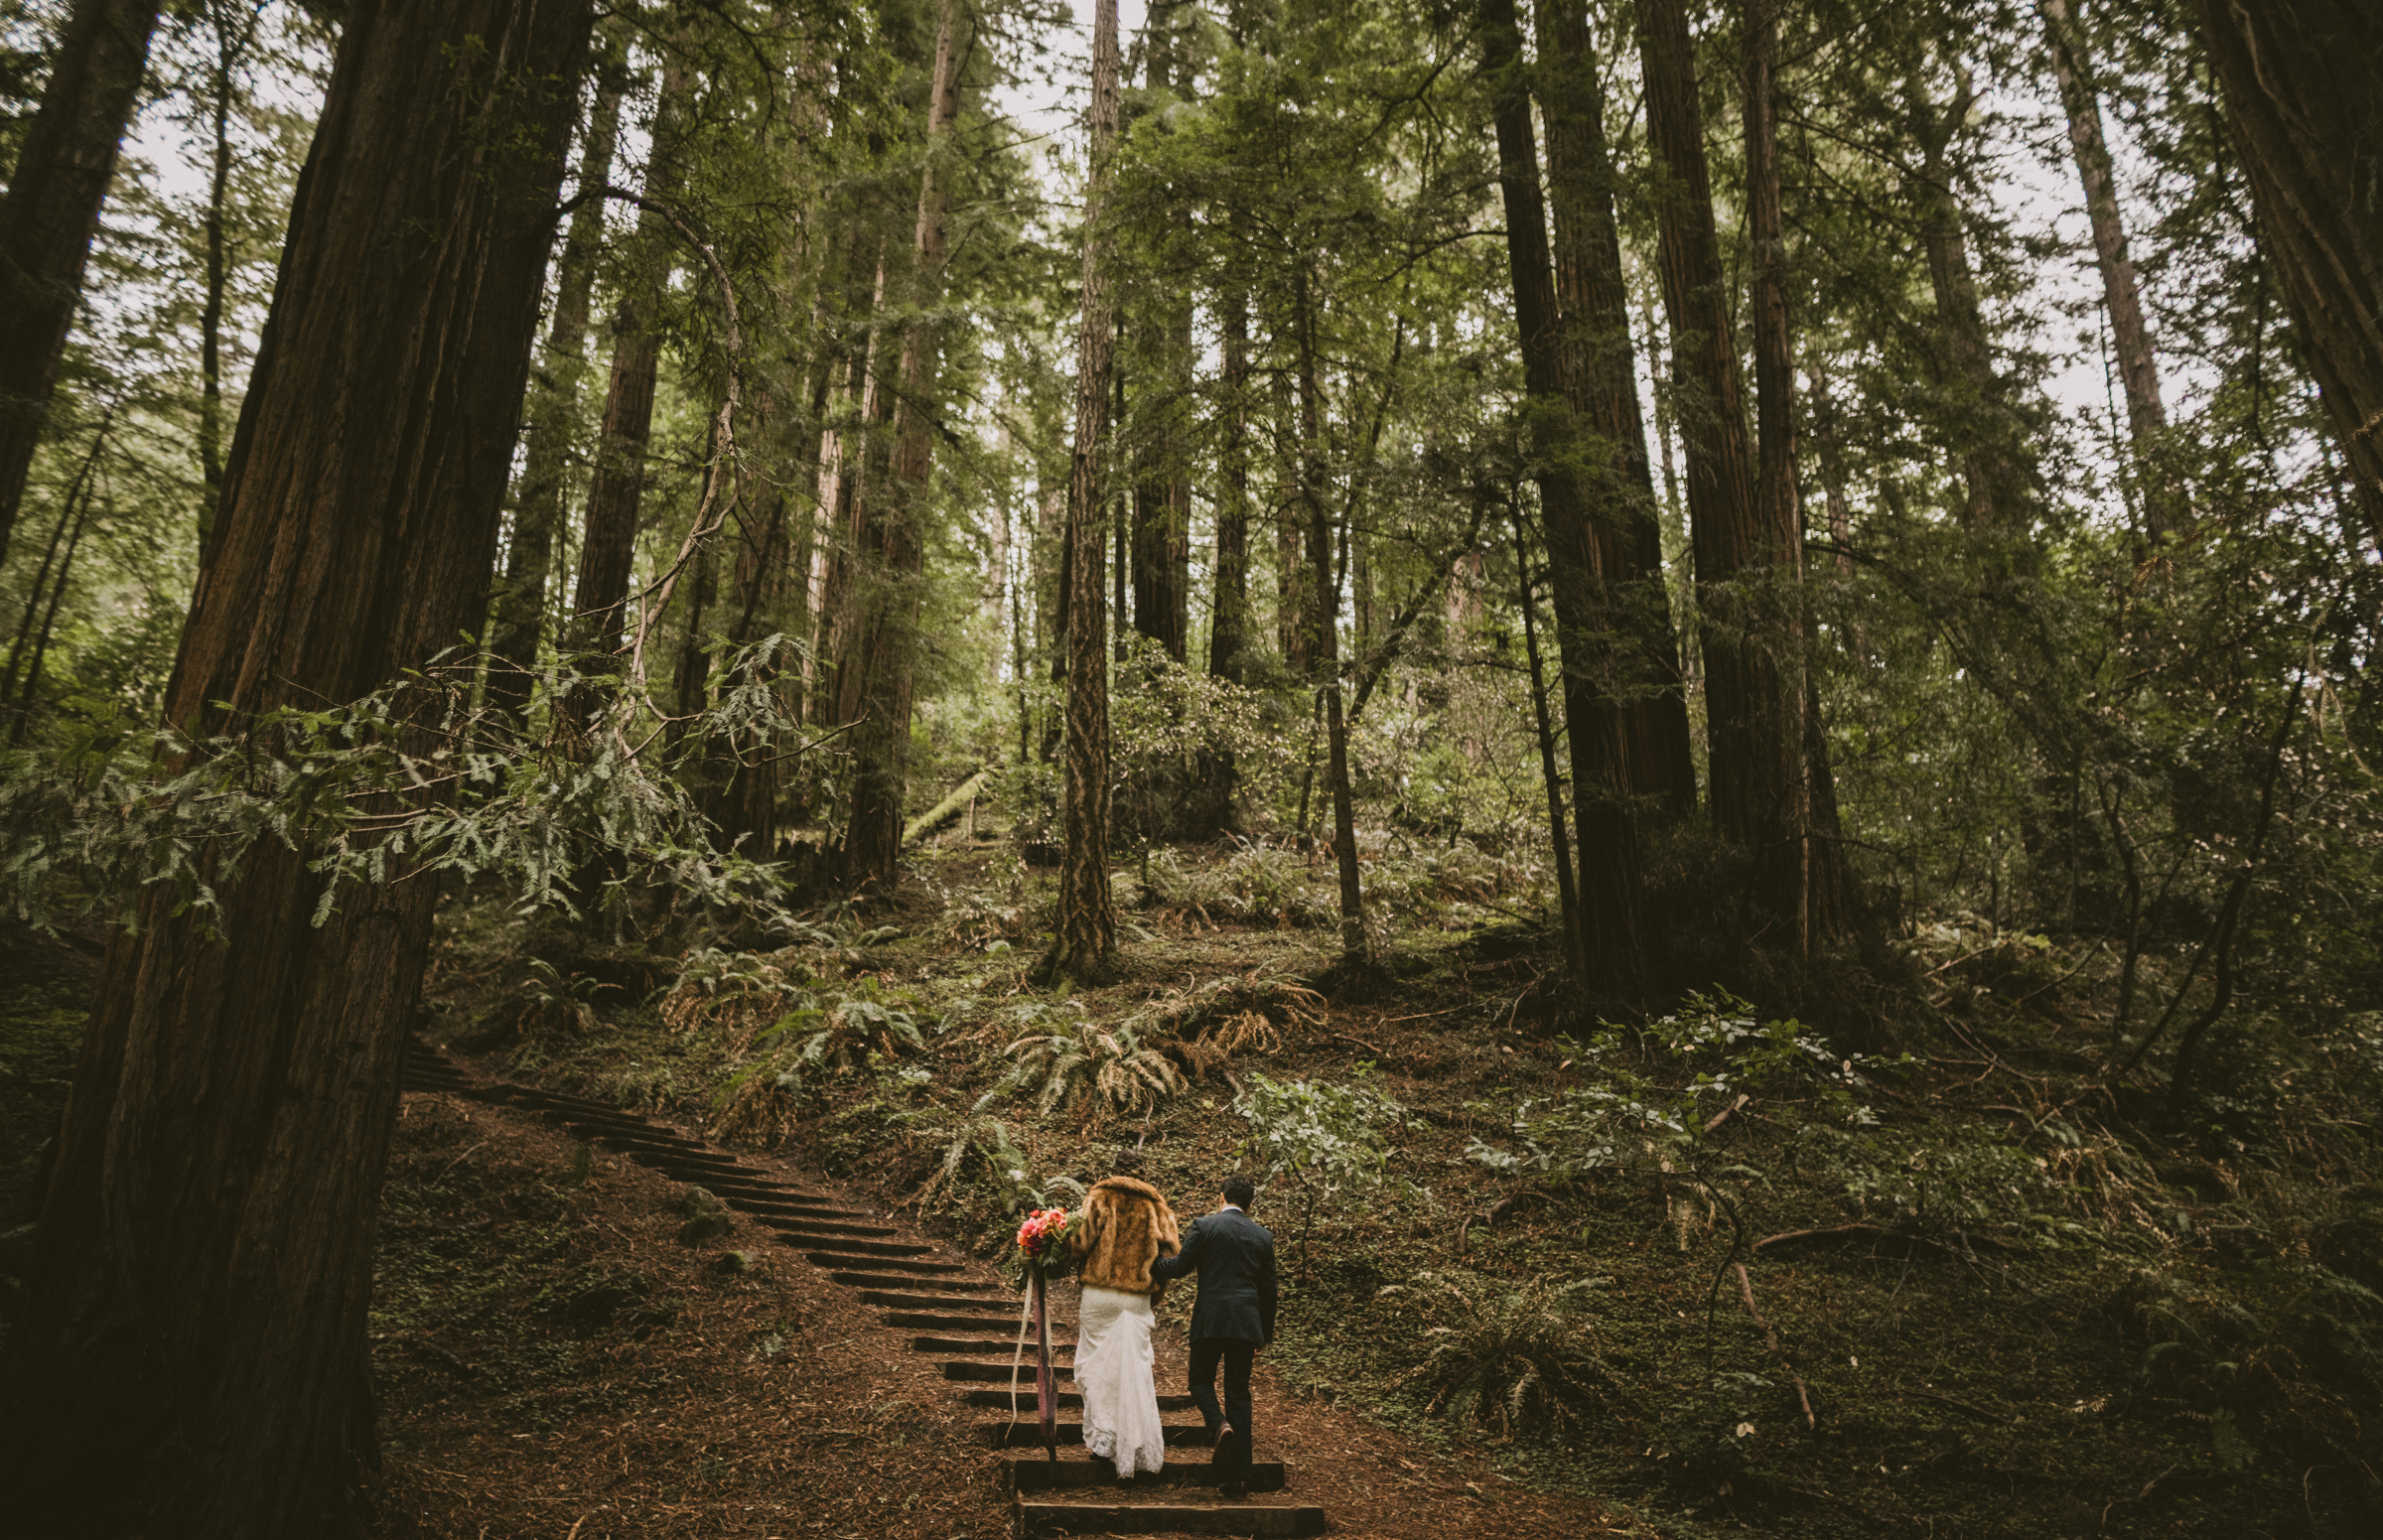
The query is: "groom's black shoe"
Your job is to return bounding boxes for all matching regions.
[1220,1478,1247,1500]
[1210,1425,1239,1468]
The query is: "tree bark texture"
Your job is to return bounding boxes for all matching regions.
[1045,0,1122,982]
[1637,0,1806,930]
[842,0,967,891]
[1128,8,1193,666]
[490,63,625,726]
[2039,0,2179,539]
[1535,0,1697,816]
[195,0,263,557]
[0,4,589,1534]
[565,55,695,688]
[2195,0,2383,533]
[1484,0,1642,990]
[1293,268,1368,968]
[0,0,166,567]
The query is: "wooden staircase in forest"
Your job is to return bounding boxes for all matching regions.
[402,1037,1328,1537]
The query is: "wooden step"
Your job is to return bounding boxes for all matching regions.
[912,1335,1074,1355]
[977,1422,1215,1450]
[943,1360,1074,1383]
[828,1271,991,1294]
[884,1309,1049,1331]
[1004,1460,1287,1493]
[1014,1498,1325,1537]
[799,1250,962,1275]
[763,1232,923,1256]
[753,1212,896,1234]
[862,1291,1020,1315]
[961,1387,1195,1411]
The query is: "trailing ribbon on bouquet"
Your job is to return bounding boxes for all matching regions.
[1010,1206,1071,1461]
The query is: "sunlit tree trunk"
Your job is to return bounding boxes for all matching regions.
[0,4,588,1532]
[1042,0,1122,983]
[2195,0,2383,532]
[0,0,165,567]
[2039,0,2180,539]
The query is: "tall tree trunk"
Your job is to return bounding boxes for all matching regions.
[2039,0,2180,540]
[1482,0,1642,991]
[1191,275,1251,834]
[1513,504,1586,981]
[3,416,108,704]
[490,61,625,726]
[0,0,165,567]
[8,473,97,744]
[0,3,588,1532]
[842,0,967,891]
[1636,0,1802,933]
[1536,0,1697,817]
[195,0,263,558]
[1294,265,1368,970]
[1041,0,1121,984]
[1127,11,1192,665]
[563,55,694,721]
[2194,0,2383,532]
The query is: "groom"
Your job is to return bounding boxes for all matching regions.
[1149,1173,1277,1498]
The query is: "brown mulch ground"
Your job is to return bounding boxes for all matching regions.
[367,1086,1652,1539]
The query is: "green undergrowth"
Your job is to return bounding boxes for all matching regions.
[412,840,2383,1538]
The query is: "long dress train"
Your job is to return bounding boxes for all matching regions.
[1075,1285,1166,1475]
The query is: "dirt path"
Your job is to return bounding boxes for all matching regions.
[374,1041,1646,1539]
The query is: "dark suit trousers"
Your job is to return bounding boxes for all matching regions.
[1188,1337,1256,1479]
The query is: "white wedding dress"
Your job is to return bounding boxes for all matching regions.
[1075,1285,1167,1475]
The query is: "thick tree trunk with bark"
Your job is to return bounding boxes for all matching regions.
[490,64,625,725]
[1635,0,1804,933]
[0,0,166,567]
[1188,277,1252,834]
[1535,0,1697,816]
[842,0,967,891]
[2039,0,2179,539]
[0,4,588,1534]
[1483,0,1643,991]
[1042,0,1122,983]
[2195,0,2383,533]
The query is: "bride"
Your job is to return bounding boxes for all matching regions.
[1062,1170,1181,1477]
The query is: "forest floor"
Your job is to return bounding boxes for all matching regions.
[4,828,2379,1538]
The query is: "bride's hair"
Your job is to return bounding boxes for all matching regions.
[1223,1174,1257,1209]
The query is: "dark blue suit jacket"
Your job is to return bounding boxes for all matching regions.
[1150,1206,1278,1344]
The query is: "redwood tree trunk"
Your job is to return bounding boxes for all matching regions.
[1042,0,1122,983]
[2195,0,2383,533]
[1535,0,1697,816]
[1482,0,1642,991]
[490,62,625,725]
[0,0,166,566]
[0,4,588,1535]
[1635,0,1801,931]
[842,0,967,891]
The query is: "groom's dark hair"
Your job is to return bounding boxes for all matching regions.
[1223,1174,1257,1209]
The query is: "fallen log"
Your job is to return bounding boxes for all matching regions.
[903,768,992,847]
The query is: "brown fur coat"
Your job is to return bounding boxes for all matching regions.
[1065,1176,1181,1298]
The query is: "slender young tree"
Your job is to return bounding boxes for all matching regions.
[0,2,590,1532]
[1043,0,1123,983]
[2038,0,2179,539]
[191,0,267,550]
[0,0,167,565]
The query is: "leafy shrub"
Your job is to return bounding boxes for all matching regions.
[655,945,797,1039]
[711,984,935,1146]
[1122,971,1324,1080]
[1237,1069,1405,1274]
[1183,842,1332,927]
[1383,1270,1612,1441]
[509,956,613,1037]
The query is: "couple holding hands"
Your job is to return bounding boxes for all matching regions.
[1062,1166,1278,1497]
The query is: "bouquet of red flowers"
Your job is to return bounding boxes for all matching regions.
[1015,1206,1072,1261]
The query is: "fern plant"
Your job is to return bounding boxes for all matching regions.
[1386,1270,1612,1441]
[775,981,932,1072]
[986,1019,1186,1124]
[512,957,612,1036]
